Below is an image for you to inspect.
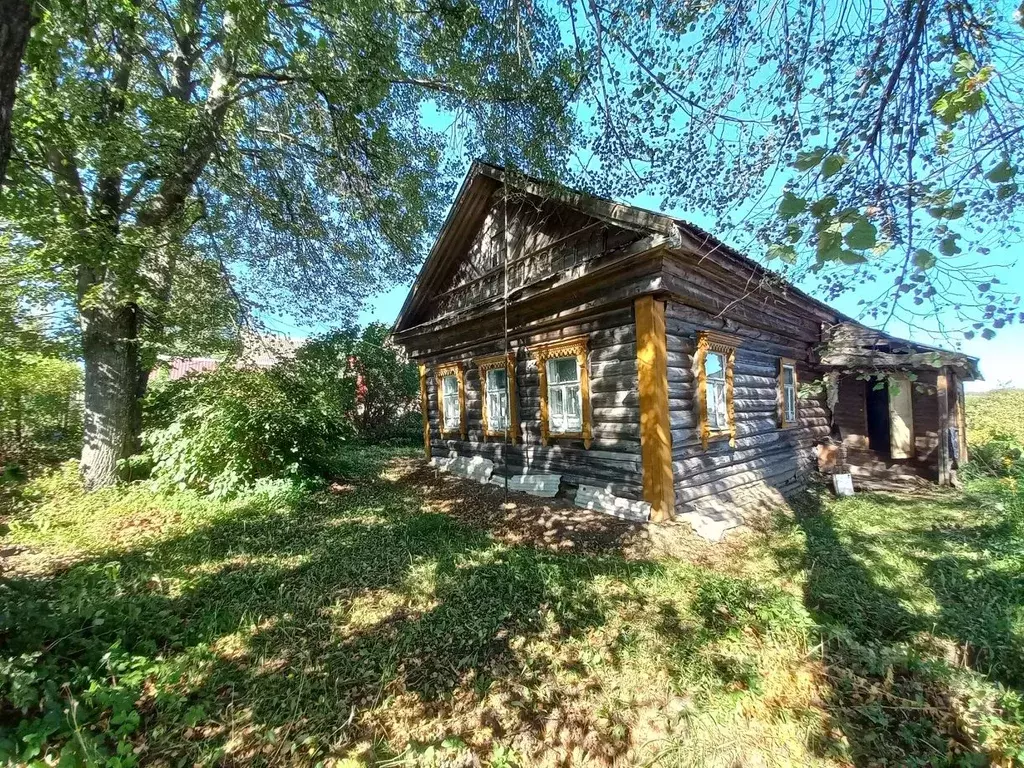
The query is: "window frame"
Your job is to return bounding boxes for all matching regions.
[695,330,739,450]
[434,361,467,440]
[531,336,592,448]
[545,356,584,436]
[475,353,519,442]
[778,358,798,427]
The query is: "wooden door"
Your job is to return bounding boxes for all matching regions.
[888,375,915,459]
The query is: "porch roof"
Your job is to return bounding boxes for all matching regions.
[819,322,981,381]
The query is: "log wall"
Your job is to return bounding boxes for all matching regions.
[420,303,645,499]
[664,300,830,518]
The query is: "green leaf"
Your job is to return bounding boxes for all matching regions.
[794,149,826,171]
[838,250,867,265]
[997,183,1018,201]
[844,217,877,250]
[913,249,936,271]
[767,243,798,263]
[821,155,847,179]
[810,195,839,217]
[816,227,843,262]
[938,236,961,257]
[985,160,1015,184]
[778,192,807,220]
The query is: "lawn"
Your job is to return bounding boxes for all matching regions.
[1,447,1022,767]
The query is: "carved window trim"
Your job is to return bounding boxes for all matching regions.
[778,358,798,427]
[435,361,467,440]
[695,331,739,450]
[475,353,519,443]
[530,336,592,449]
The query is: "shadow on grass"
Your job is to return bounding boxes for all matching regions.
[3,457,696,765]
[776,485,1024,766]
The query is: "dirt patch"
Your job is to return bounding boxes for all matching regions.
[391,458,762,571]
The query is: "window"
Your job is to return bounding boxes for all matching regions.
[434,362,466,439]
[547,357,582,434]
[696,331,739,449]
[704,351,728,430]
[779,359,798,426]
[486,368,509,430]
[531,336,592,448]
[442,375,460,430]
[476,353,519,441]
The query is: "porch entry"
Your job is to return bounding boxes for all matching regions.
[865,375,914,460]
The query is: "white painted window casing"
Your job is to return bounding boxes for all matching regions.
[546,356,582,434]
[441,374,460,431]
[485,367,510,432]
[704,351,728,430]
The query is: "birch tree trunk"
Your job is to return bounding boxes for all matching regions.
[0,0,35,189]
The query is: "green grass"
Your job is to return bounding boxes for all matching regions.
[966,388,1024,445]
[2,448,1023,767]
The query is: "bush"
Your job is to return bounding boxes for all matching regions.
[138,323,420,497]
[966,389,1024,446]
[142,364,356,497]
[0,354,82,472]
[966,432,1024,479]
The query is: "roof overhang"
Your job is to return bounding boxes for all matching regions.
[819,322,982,381]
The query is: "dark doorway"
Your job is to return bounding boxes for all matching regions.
[865,381,890,456]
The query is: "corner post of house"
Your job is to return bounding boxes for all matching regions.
[937,365,951,486]
[418,364,431,460]
[635,295,675,522]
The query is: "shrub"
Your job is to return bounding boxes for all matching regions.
[142,364,357,497]
[966,389,1024,445]
[0,354,83,472]
[966,432,1024,479]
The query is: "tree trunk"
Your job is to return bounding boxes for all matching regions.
[79,303,144,489]
[0,0,35,190]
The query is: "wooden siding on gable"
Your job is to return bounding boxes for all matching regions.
[419,194,644,327]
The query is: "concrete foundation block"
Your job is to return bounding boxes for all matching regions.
[575,484,651,522]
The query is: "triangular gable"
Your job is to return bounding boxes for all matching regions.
[394,162,665,332]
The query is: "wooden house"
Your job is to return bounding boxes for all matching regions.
[392,163,980,540]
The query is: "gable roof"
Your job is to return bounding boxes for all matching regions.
[394,161,980,380]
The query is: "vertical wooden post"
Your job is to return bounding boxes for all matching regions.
[937,366,951,486]
[635,295,675,522]
[418,364,430,460]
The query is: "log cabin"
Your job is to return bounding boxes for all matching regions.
[392,162,980,540]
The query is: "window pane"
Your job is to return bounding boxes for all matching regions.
[548,357,579,384]
[442,374,458,395]
[566,384,582,430]
[783,365,795,386]
[487,390,509,430]
[706,380,727,430]
[443,391,460,429]
[704,351,724,380]
[786,388,797,421]
[486,368,507,391]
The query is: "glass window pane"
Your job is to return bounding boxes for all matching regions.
[548,357,579,384]
[704,352,724,380]
[783,365,795,386]
[716,382,727,421]
[487,368,507,391]
[442,374,458,395]
[551,386,564,416]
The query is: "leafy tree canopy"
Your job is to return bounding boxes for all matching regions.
[1,0,580,486]
[565,0,1023,338]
